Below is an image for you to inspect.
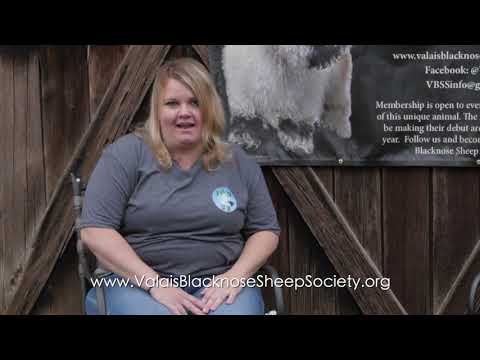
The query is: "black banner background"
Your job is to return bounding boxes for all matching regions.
[209,45,480,167]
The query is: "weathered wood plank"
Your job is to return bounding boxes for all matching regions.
[5,45,171,314]
[32,45,133,314]
[41,46,91,198]
[0,53,30,310]
[288,197,338,314]
[168,45,185,59]
[0,53,15,311]
[262,167,291,313]
[191,45,209,67]
[88,45,129,118]
[39,47,63,198]
[334,168,381,314]
[26,50,46,245]
[433,168,480,314]
[289,168,336,315]
[44,237,84,314]
[33,46,91,315]
[0,59,4,311]
[383,168,430,314]
[27,49,50,314]
[31,226,76,315]
[335,168,382,265]
[273,167,406,315]
[12,53,29,307]
[437,240,480,314]
[34,46,130,315]
[288,206,311,314]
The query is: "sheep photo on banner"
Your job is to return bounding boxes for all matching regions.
[208,45,480,167]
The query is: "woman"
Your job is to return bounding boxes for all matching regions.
[79,57,280,315]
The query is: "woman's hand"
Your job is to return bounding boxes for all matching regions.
[149,286,207,315]
[199,274,243,313]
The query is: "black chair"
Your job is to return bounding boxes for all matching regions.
[70,171,285,315]
[469,272,480,314]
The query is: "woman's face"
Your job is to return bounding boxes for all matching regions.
[159,78,204,153]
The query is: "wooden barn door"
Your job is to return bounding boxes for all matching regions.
[264,162,480,315]
[2,45,479,314]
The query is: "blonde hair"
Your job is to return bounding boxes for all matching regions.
[135,57,231,171]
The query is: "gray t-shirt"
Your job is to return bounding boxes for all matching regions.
[79,133,280,278]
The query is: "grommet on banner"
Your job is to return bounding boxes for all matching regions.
[338,158,344,165]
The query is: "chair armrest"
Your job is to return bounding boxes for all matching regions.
[89,268,112,316]
[259,264,286,315]
[94,267,113,279]
[469,272,480,314]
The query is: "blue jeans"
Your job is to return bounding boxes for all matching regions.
[85,274,265,315]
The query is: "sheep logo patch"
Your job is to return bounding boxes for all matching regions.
[212,187,237,213]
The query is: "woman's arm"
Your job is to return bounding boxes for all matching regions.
[224,230,279,280]
[81,227,158,290]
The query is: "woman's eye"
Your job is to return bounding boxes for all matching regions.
[191,99,199,107]
[165,101,178,106]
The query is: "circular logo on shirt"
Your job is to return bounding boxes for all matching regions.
[212,187,237,213]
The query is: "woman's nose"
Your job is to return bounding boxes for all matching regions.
[178,104,192,117]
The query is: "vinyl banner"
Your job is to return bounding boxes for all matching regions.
[208,45,480,166]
